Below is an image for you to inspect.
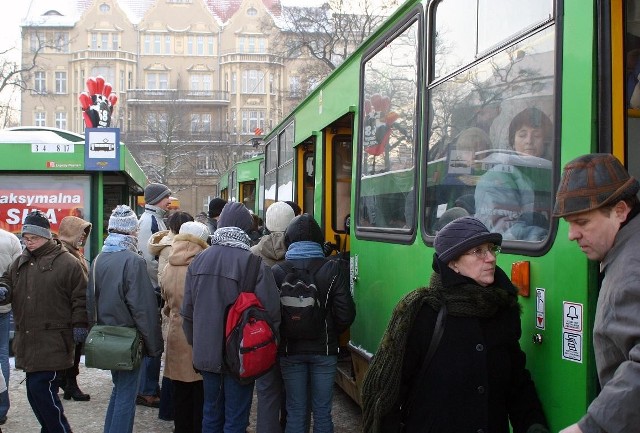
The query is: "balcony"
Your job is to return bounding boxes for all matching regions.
[126,89,230,106]
[219,52,284,66]
[71,50,137,63]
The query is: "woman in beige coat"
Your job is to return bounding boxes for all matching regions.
[159,221,209,433]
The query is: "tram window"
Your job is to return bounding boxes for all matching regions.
[434,0,553,80]
[426,24,555,243]
[357,18,419,232]
[265,138,277,172]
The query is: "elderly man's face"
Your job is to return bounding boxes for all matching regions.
[22,234,48,252]
[564,202,629,261]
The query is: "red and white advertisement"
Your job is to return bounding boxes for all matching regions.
[0,178,89,237]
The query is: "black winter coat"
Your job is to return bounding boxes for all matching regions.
[272,257,355,356]
[399,299,546,433]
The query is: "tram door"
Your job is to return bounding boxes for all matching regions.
[297,138,316,216]
[324,130,353,255]
[625,0,640,174]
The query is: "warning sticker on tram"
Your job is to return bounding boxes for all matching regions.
[562,332,582,363]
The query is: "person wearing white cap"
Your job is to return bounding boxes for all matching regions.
[159,221,209,433]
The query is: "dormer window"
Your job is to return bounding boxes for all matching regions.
[247,7,257,16]
[99,3,110,13]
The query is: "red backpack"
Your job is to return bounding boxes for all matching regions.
[224,254,278,384]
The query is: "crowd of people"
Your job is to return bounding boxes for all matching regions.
[0,150,638,433]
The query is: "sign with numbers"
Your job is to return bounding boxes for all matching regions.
[31,143,74,153]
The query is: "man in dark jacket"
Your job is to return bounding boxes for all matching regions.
[182,201,280,433]
[0,210,88,433]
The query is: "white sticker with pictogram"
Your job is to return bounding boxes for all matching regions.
[563,302,583,332]
[535,288,545,330]
[562,332,582,362]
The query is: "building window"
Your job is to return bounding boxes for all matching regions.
[55,72,67,94]
[147,112,168,133]
[247,7,257,16]
[270,73,275,95]
[208,36,214,55]
[120,70,125,92]
[147,73,169,89]
[101,33,108,50]
[55,112,67,130]
[165,35,171,54]
[238,37,245,53]
[99,3,110,12]
[190,74,212,94]
[128,71,133,89]
[35,112,46,127]
[231,109,237,134]
[231,72,237,94]
[54,32,69,52]
[197,152,216,172]
[91,33,98,50]
[154,35,161,54]
[144,35,151,54]
[112,34,119,50]
[289,76,300,97]
[248,36,256,53]
[197,36,204,55]
[34,71,46,94]
[187,36,194,55]
[191,113,212,133]
[242,70,265,94]
[241,110,265,134]
[258,38,266,54]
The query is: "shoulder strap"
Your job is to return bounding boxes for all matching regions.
[404,303,447,414]
[90,253,100,323]
[242,254,262,293]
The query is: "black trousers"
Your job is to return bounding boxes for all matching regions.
[172,379,204,433]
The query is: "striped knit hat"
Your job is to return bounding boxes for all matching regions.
[22,210,52,239]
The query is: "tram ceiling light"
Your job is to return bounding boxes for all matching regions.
[511,260,530,297]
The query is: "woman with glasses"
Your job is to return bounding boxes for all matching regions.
[362,216,549,433]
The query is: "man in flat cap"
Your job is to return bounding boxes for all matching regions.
[554,154,640,433]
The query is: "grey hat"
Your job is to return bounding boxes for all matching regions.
[217,202,253,232]
[434,207,469,231]
[22,210,52,239]
[108,205,139,234]
[434,216,502,264]
[553,153,639,217]
[144,183,171,206]
[266,202,295,233]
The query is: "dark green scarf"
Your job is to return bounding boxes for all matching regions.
[361,257,517,433]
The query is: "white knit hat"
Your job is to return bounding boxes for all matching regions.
[179,221,210,242]
[266,201,295,233]
[108,205,139,234]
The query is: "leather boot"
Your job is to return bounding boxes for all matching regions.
[63,377,90,401]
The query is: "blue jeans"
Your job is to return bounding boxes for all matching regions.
[137,355,161,396]
[104,367,142,433]
[0,312,9,418]
[201,371,254,433]
[280,354,337,433]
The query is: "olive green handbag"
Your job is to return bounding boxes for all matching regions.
[84,254,143,371]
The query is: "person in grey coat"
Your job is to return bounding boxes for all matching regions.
[182,201,280,433]
[554,154,640,433]
[88,205,163,433]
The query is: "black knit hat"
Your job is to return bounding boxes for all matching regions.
[208,198,227,218]
[553,153,639,217]
[284,214,324,248]
[22,210,52,239]
[434,216,502,264]
[217,202,253,232]
[144,183,171,205]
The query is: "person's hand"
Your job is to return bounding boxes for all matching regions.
[0,285,8,302]
[73,327,89,344]
[78,76,118,128]
[559,424,583,433]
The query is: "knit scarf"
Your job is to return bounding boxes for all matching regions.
[101,233,139,253]
[285,241,325,260]
[361,256,517,433]
[211,226,251,250]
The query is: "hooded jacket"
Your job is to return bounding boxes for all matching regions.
[250,232,288,266]
[58,216,92,276]
[148,229,173,285]
[159,233,208,382]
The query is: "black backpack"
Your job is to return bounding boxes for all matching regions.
[277,260,326,340]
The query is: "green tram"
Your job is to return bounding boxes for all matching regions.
[0,126,147,260]
[218,154,265,217]
[246,0,640,430]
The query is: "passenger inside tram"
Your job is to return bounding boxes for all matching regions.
[474,107,553,241]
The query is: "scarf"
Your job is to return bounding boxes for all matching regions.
[361,256,518,433]
[211,226,251,250]
[285,241,325,260]
[101,233,139,253]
